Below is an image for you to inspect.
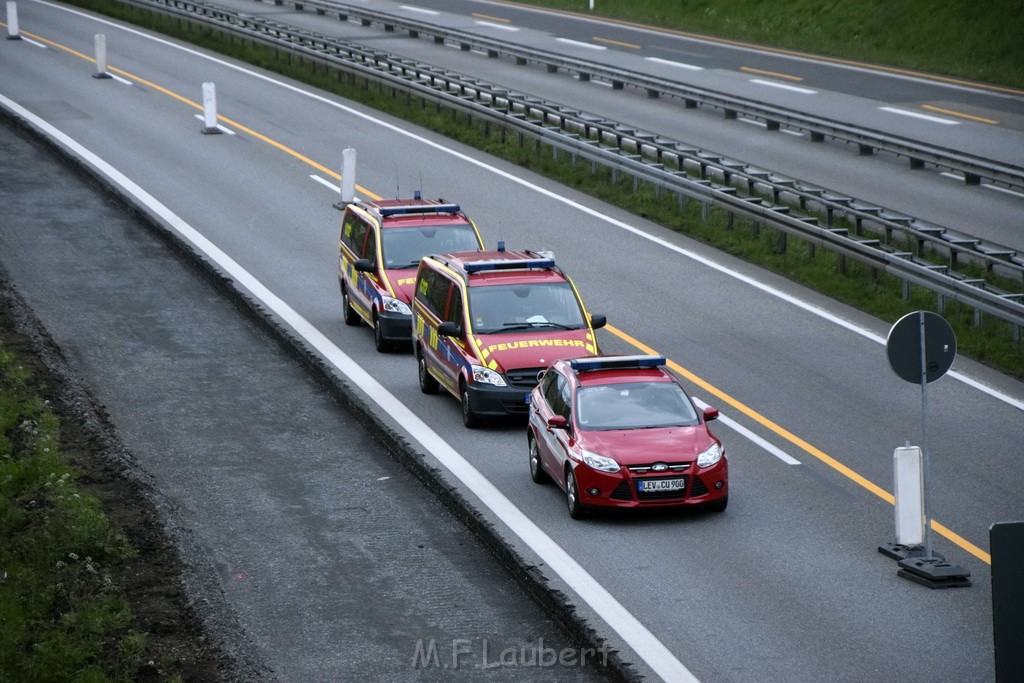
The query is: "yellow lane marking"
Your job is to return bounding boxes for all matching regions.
[922,104,998,125]
[487,1,1024,97]
[741,66,804,82]
[24,26,991,566]
[593,36,641,50]
[22,29,381,201]
[471,13,511,23]
[606,324,992,565]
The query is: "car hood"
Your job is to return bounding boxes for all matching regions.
[579,426,715,465]
[474,329,596,373]
[384,268,418,304]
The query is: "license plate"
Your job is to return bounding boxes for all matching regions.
[638,478,685,492]
[524,393,532,404]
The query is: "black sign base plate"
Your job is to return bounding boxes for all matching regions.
[878,543,943,561]
[897,557,971,589]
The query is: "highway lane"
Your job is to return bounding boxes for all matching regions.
[3,3,1022,680]
[203,0,1024,257]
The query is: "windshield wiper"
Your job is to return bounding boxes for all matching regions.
[500,321,579,331]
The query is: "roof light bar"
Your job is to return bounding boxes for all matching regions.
[378,203,461,217]
[463,258,555,273]
[570,355,666,372]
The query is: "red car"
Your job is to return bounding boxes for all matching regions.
[528,355,728,518]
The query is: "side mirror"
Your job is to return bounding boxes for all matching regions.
[547,415,568,429]
[590,314,607,330]
[703,407,719,422]
[437,321,461,338]
[354,258,375,273]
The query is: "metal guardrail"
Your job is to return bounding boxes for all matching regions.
[106,0,1024,334]
[289,0,1024,194]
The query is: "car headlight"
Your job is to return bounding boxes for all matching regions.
[471,365,507,387]
[581,449,620,473]
[381,296,411,316]
[696,442,723,468]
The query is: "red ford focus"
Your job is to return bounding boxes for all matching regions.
[528,355,728,518]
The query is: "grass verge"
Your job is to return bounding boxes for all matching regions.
[0,343,146,681]
[53,1,1024,378]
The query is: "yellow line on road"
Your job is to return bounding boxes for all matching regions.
[471,13,511,23]
[741,66,804,82]
[606,324,992,565]
[593,36,641,50]
[922,104,998,125]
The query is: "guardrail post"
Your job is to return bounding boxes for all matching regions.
[6,1,21,40]
[93,34,112,79]
[201,82,221,135]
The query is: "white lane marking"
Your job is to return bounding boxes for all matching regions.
[782,129,804,137]
[191,114,236,135]
[692,397,801,465]
[644,56,703,71]
[985,184,1024,199]
[879,106,960,125]
[20,35,48,48]
[32,0,1024,414]
[399,5,439,15]
[110,73,133,86]
[475,21,520,32]
[556,37,606,51]
[941,172,965,181]
[0,93,700,683]
[749,78,817,95]
[309,174,340,192]
[740,118,767,128]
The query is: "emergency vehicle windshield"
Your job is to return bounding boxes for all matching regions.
[576,382,700,431]
[468,282,586,334]
[381,225,481,269]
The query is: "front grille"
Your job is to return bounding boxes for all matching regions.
[627,462,690,474]
[635,475,689,500]
[689,476,708,497]
[505,367,544,388]
[610,480,633,501]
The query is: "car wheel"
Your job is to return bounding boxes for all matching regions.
[566,469,586,519]
[342,285,360,327]
[373,314,390,353]
[417,348,439,394]
[529,436,550,484]
[460,380,481,429]
[705,495,728,512]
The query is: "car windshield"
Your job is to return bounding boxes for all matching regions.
[380,224,480,269]
[576,381,699,430]
[468,282,586,333]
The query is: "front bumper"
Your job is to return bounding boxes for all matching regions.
[465,381,534,417]
[573,460,728,509]
[377,309,412,344]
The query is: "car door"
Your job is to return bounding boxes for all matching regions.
[434,284,469,394]
[536,371,572,488]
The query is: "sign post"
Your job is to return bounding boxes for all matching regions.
[881,311,969,588]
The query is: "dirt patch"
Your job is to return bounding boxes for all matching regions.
[0,278,234,681]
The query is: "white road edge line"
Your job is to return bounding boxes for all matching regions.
[878,106,960,125]
[475,21,520,32]
[749,78,817,94]
[692,397,801,465]
[309,174,340,192]
[556,37,606,50]
[399,5,439,15]
[985,184,1024,199]
[28,0,1024,398]
[0,93,699,683]
[644,57,703,71]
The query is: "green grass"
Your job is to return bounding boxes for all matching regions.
[510,0,1024,89]
[54,1,1024,378]
[0,345,143,680]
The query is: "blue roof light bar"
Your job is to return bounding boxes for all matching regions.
[378,203,461,217]
[570,355,667,372]
[463,258,556,273]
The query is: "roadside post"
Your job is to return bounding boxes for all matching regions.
[6,1,21,40]
[991,521,1024,681]
[880,310,970,588]
[201,82,221,135]
[335,147,356,209]
[93,34,112,79]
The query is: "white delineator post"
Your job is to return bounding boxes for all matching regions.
[201,82,221,135]
[340,147,357,204]
[6,2,22,40]
[93,34,112,79]
[893,445,925,546]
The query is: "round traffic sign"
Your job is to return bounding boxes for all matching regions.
[886,311,957,384]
